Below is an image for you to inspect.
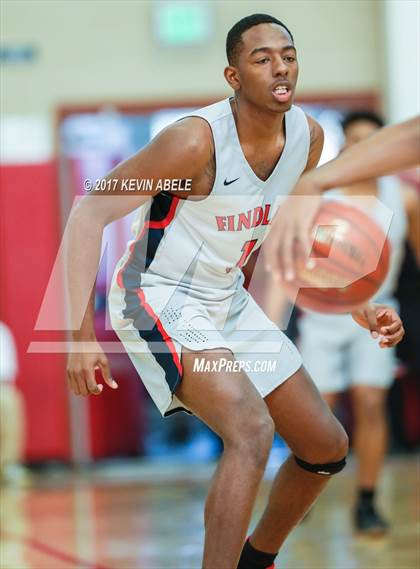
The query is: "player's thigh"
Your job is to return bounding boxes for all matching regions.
[175,347,274,443]
[265,366,348,461]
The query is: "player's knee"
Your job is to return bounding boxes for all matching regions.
[229,412,275,469]
[295,420,348,476]
[245,414,275,468]
[298,420,348,466]
[325,421,349,462]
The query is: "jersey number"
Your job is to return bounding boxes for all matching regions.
[236,239,258,268]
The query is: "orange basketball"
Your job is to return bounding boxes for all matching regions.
[280,200,390,314]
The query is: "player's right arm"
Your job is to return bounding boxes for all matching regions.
[66,118,213,397]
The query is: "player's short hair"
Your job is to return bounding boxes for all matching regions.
[226,14,294,65]
[341,110,385,132]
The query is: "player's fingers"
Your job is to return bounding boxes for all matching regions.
[380,336,399,348]
[273,233,284,280]
[97,358,118,389]
[376,308,388,319]
[67,369,80,396]
[282,223,295,281]
[388,310,400,322]
[300,196,320,264]
[71,370,84,396]
[75,370,89,396]
[264,225,283,279]
[364,306,378,337]
[263,239,278,276]
[378,307,396,320]
[380,320,401,335]
[84,367,103,395]
[300,219,314,266]
[379,327,405,347]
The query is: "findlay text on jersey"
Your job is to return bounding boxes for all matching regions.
[215,203,272,231]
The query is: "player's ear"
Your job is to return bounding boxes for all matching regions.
[224,66,241,91]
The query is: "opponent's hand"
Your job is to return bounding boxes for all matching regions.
[67,339,118,396]
[264,179,322,281]
[351,304,405,348]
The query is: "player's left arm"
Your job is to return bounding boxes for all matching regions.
[351,304,405,348]
[303,115,325,172]
[401,183,420,265]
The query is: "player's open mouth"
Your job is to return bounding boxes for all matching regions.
[272,85,292,103]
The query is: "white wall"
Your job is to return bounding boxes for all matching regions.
[1,0,382,119]
[383,0,420,123]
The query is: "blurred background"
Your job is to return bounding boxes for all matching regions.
[0,1,419,568]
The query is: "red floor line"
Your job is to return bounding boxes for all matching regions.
[2,532,112,569]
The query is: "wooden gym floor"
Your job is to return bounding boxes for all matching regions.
[0,456,418,569]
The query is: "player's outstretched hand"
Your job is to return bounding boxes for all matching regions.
[67,340,118,396]
[264,180,322,281]
[351,304,405,348]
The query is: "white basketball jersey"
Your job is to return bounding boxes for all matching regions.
[112,98,310,299]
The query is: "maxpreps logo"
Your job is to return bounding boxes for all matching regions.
[215,204,272,231]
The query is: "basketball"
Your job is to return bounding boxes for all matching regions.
[280,200,390,313]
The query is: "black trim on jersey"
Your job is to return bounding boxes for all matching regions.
[121,193,182,393]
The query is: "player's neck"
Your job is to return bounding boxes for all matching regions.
[231,96,286,143]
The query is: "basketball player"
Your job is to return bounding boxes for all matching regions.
[265,114,420,280]
[297,111,419,535]
[66,15,404,568]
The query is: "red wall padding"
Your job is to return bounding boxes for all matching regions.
[0,162,71,461]
[89,312,146,459]
[1,161,145,462]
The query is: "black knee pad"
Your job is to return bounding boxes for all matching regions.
[294,455,347,475]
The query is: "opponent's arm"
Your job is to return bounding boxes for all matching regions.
[296,115,420,195]
[66,118,213,396]
[265,116,420,281]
